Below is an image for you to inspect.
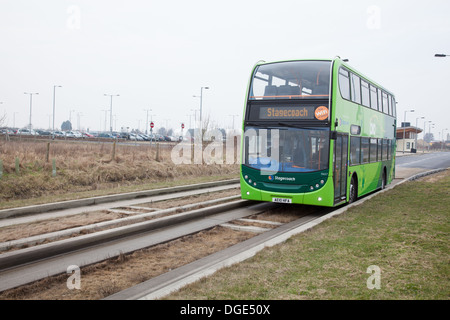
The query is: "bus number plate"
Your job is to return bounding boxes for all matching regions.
[272,197,292,204]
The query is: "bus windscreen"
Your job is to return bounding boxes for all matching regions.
[249,60,331,100]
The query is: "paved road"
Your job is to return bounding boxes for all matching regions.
[395,152,450,180]
[396,152,450,169]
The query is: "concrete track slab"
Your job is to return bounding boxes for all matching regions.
[0,183,239,228]
[0,202,270,292]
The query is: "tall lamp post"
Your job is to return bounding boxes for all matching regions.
[24,92,39,131]
[52,85,62,136]
[104,94,119,135]
[403,109,414,153]
[422,119,429,153]
[193,86,209,140]
[144,108,152,134]
[229,114,239,130]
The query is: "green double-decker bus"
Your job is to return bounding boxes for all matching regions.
[240,57,396,206]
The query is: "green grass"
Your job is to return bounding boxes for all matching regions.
[166,170,450,300]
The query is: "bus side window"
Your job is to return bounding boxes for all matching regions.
[339,68,350,100]
[361,138,370,163]
[370,85,378,110]
[350,136,361,165]
[377,139,382,161]
[378,89,383,112]
[350,73,361,104]
[392,96,397,117]
[382,139,387,160]
[382,92,389,115]
[388,95,392,116]
[361,80,370,108]
[387,140,391,160]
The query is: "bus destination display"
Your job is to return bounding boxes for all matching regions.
[257,105,328,120]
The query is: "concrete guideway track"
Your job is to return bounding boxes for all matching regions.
[0,178,240,222]
[105,208,331,300]
[0,195,242,253]
[0,200,270,292]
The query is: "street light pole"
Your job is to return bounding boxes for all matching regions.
[423,119,429,153]
[144,109,152,134]
[403,109,414,153]
[24,92,39,131]
[13,112,18,128]
[193,86,209,140]
[104,94,119,135]
[52,85,62,136]
[101,109,108,132]
[229,114,238,130]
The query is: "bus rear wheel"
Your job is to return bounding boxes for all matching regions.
[349,176,357,203]
[381,169,387,190]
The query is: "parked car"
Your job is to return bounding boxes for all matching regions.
[72,131,83,138]
[139,134,151,141]
[98,132,114,138]
[36,130,51,136]
[17,128,36,135]
[53,131,65,137]
[0,128,15,134]
[129,133,144,141]
[82,132,94,138]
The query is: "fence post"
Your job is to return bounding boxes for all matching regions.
[52,159,56,177]
[112,141,116,161]
[0,160,3,179]
[156,143,161,162]
[46,142,50,163]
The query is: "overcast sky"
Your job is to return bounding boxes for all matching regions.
[1,0,449,138]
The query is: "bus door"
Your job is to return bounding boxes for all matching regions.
[333,133,348,204]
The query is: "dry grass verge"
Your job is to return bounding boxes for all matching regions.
[0,140,239,207]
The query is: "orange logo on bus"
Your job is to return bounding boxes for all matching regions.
[315,106,329,120]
